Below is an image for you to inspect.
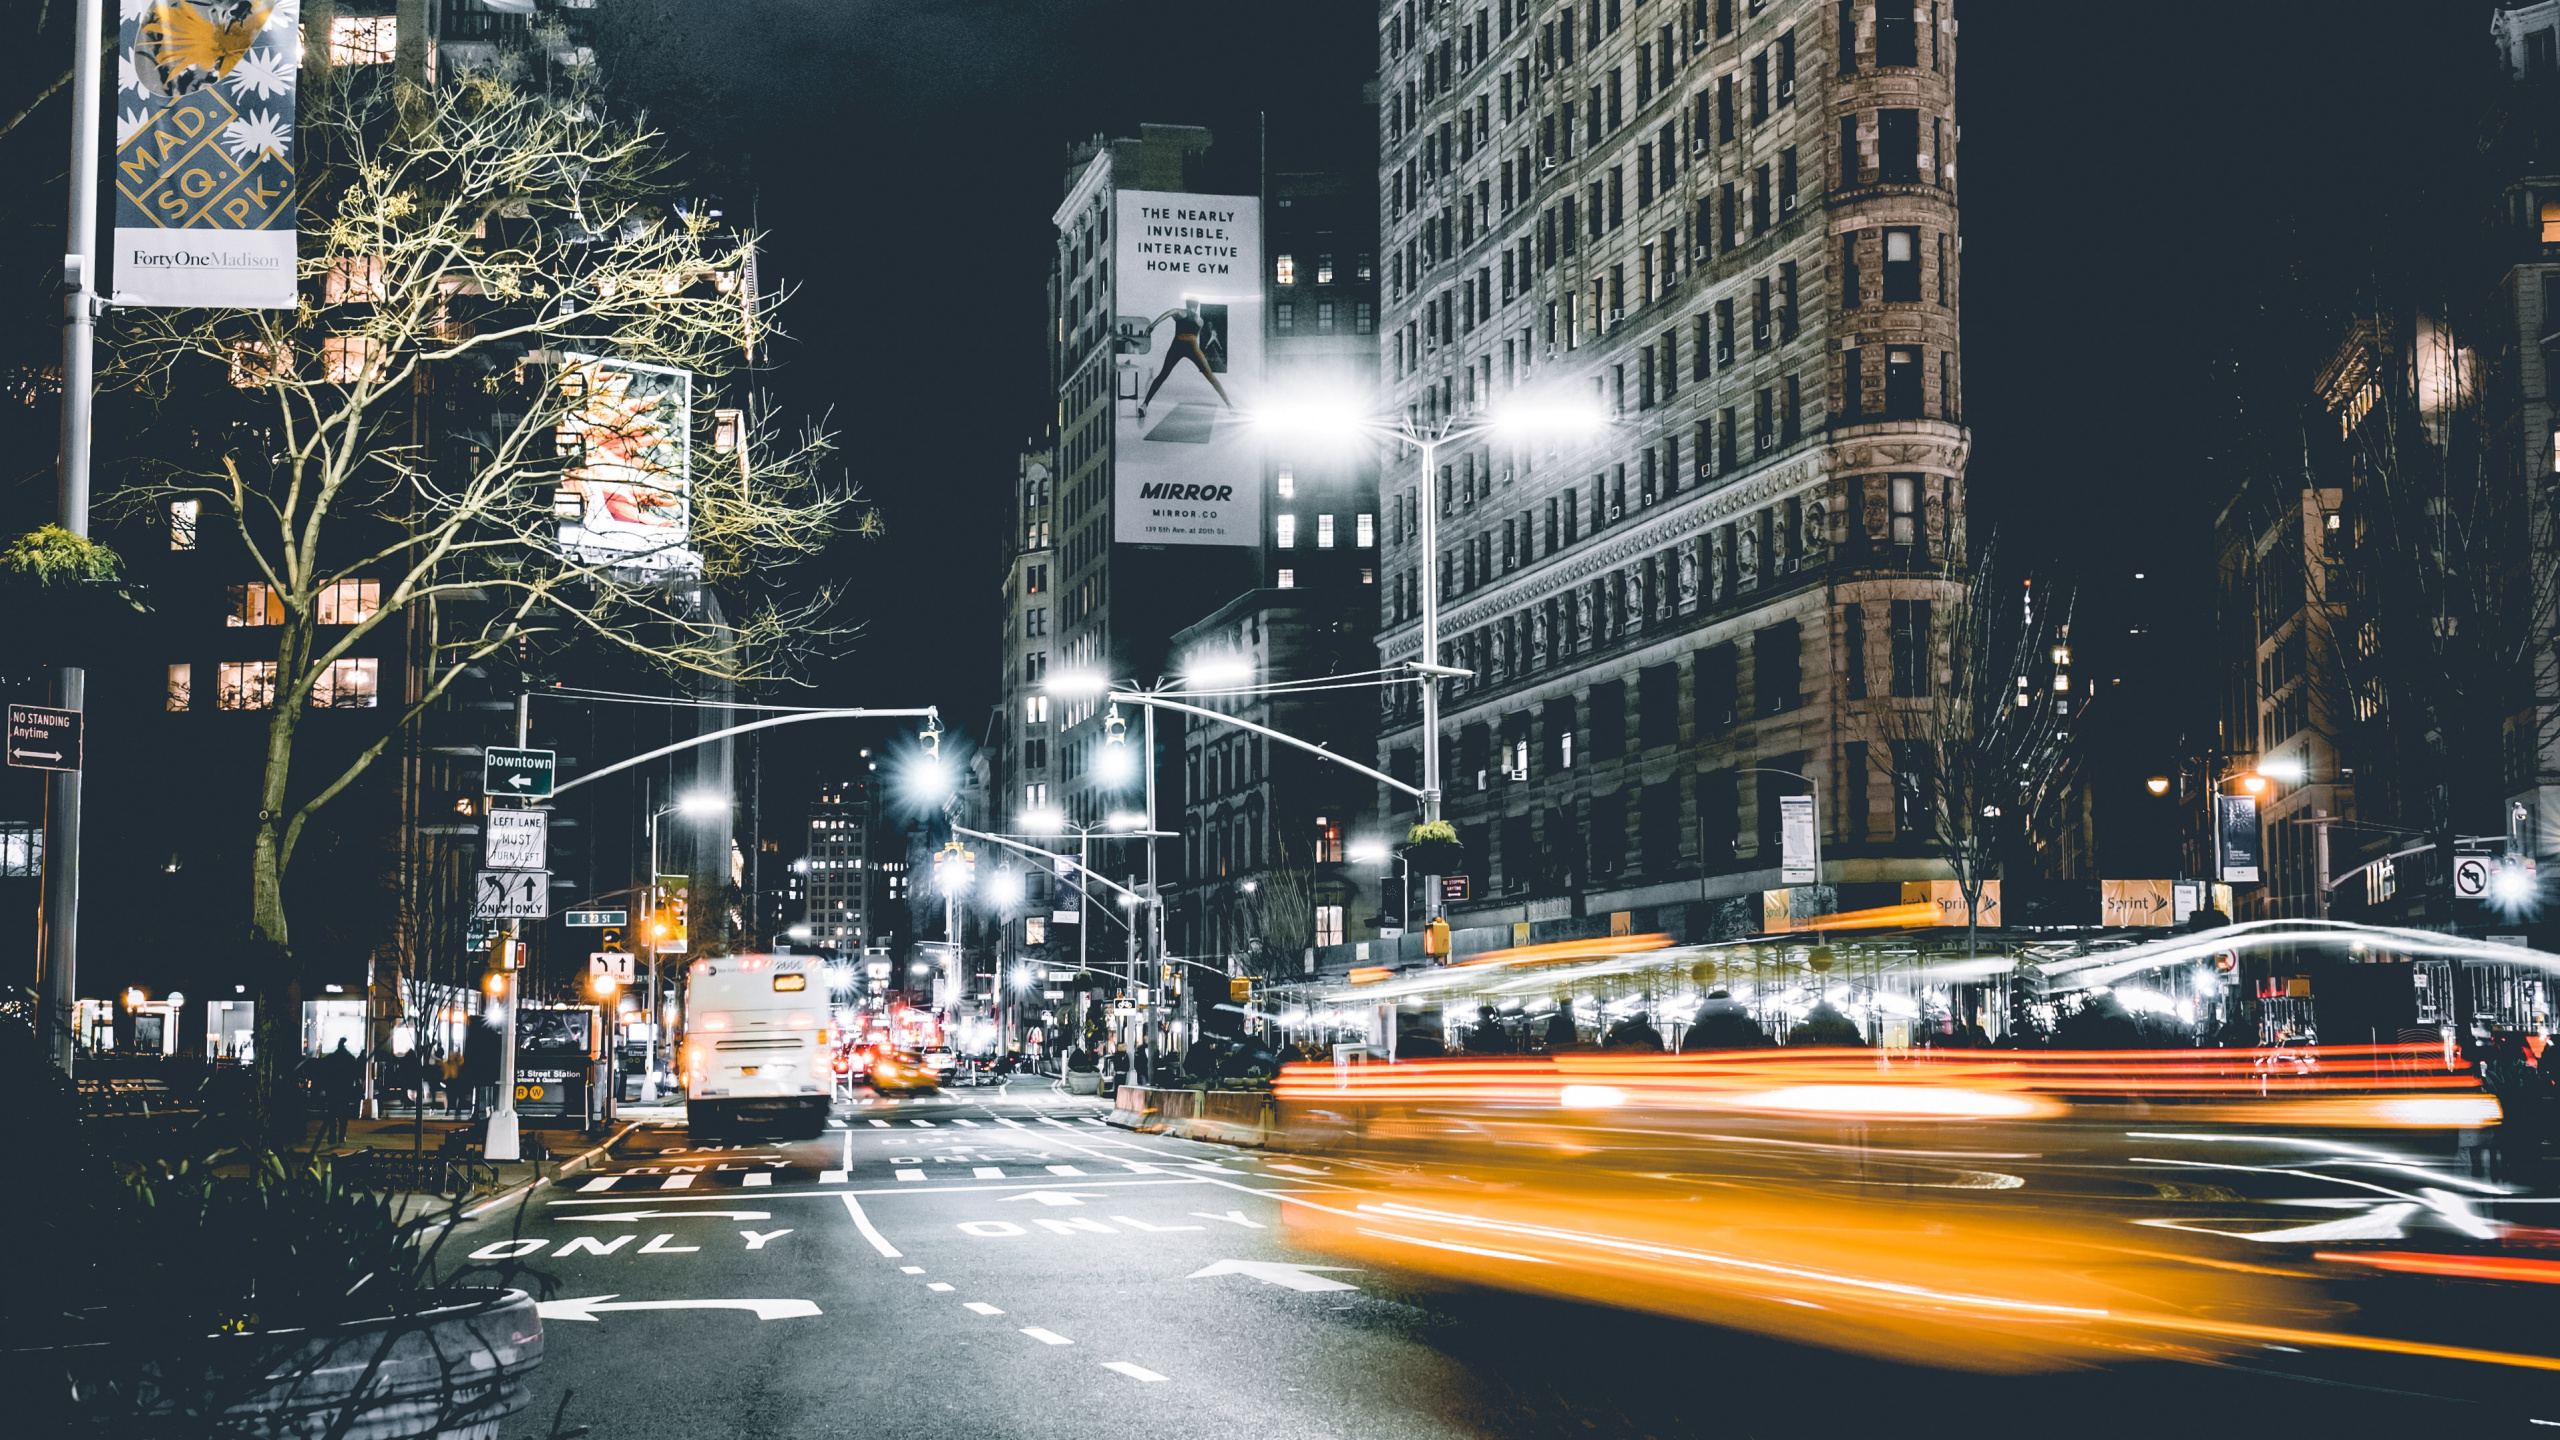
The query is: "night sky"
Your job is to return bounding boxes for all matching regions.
[0,0,2502,835]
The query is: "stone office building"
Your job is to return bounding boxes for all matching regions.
[1374,0,1970,925]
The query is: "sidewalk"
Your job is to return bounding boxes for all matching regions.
[312,1113,643,1222]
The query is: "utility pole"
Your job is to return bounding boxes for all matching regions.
[39,0,103,1074]
[485,693,529,1163]
[1413,434,1445,929]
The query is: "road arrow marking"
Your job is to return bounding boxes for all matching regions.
[1193,1210,1265,1228]
[536,1295,822,1322]
[1186,1260,1360,1293]
[564,1209,774,1223]
[1001,1190,1107,1207]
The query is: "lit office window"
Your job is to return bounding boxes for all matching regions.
[1276,569,1296,589]
[1317,514,1336,548]
[225,584,285,627]
[1276,467,1295,499]
[1275,254,1297,284]
[216,661,278,711]
[166,664,191,712]
[316,579,380,624]
[1276,514,1297,549]
[311,657,379,709]
[169,500,198,550]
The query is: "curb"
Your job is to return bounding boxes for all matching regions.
[460,1120,642,1221]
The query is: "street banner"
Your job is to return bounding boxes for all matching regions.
[557,355,697,572]
[1901,879,2001,928]
[2099,878,2175,928]
[1777,794,1818,883]
[2214,795,2261,884]
[1112,190,1264,547]
[114,2,300,308]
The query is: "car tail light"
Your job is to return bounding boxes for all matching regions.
[832,1054,850,1075]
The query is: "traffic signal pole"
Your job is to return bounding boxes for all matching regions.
[485,693,528,1163]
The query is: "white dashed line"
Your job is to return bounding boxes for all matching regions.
[928,1282,954,1292]
[820,1169,848,1184]
[744,1173,772,1187]
[953,1118,980,1127]
[963,1302,1005,1315]
[901,1266,925,1274]
[578,1176,617,1192]
[1022,1327,1073,1345]
[896,1169,927,1182]
[910,1119,937,1127]
[974,1167,1005,1179]
[869,1119,891,1128]
[661,1175,695,1190]
[1103,1362,1168,1383]
[1046,1165,1087,1176]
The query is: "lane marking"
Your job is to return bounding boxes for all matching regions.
[996,1118,1027,1128]
[927,1282,955,1292]
[869,1119,891,1128]
[744,1173,773,1188]
[954,1119,980,1127]
[911,1119,937,1128]
[539,1295,820,1322]
[1189,1259,1360,1292]
[974,1167,1006,1179]
[900,1266,925,1275]
[639,1233,698,1254]
[820,1169,848,1184]
[1047,1165,1087,1176]
[578,1176,617,1193]
[1022,1327,1073,1345]
[1103,1362,1168,1383]
[842,1127,854,1172]
[548,1177,1212,1205]
[661,1175,696,1190]
[1113,1216,1203,1232]
[740,1228,793,1249]
[1194,1211,1265,1228]
[838,1193,902,1258]
[963,1301,1006,1315]
[896,1169,927,1182]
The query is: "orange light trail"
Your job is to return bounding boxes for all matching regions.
[2316,1251,2560,1284]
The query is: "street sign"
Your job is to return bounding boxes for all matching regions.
[566,908,628,928]
[482,809,549,871]
[482,746,556,797]
[589,952,636,983]
[1440,874,1471,902]
[1778,793,1818,883]
[2454,856,2492,899]
[6,704,80,772]
[475,868,550,918]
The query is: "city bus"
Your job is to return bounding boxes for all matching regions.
[679,953,833,1137]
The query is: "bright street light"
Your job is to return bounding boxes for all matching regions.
[1044,670,1111,699]
[675,790,730,819]
[1183,654,1254,689]
[1348,840,1389,863]
[1097,744,1138,785]
[2145,776,2171,796]
[2254,756,2307,785]
[988,867,1024,906]
[1022,804,1065,833]
[1107,810,1148,831]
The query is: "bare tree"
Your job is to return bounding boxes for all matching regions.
[1238,836,1316,985]
[104,69,852,1132]
[1859,545,2076,958]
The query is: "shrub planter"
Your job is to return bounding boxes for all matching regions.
[1065,1070,1101,1095]
[10,1287,542,1439]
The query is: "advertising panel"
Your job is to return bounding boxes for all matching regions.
[2214,795,2262,884]
[1777,794,1819,883]
[114,2,300,308]
[1112,190,1263,546]
[2099,878,2175,928]
[557,356,697,572]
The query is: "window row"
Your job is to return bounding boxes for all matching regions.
[166,658,380,711]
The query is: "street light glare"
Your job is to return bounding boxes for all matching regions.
[676,790,731,818]
[1097,745,1138,785]
[1349,840,1389,863]
[2255,757,2307,785]
[1184,654,1255,689]
[1107,810,1147,831]
[1487,397,1611,438]
[1022,805,1065,833]
[1044,670,1110,699]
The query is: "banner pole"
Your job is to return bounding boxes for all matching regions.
[40,0,104,1076]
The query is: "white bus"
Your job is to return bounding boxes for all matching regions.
[679,953,833,1137]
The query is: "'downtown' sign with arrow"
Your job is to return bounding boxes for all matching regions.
[482,747,555,797]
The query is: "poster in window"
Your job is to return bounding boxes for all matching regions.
[114,2,300,308]
[1112,191,1265,546]
[556,355,697,572]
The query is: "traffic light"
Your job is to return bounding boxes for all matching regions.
[483,970,511,999]
[1424,916,1451,958]
[601,926,624,954]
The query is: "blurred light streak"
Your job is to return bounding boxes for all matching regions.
[1741,1085,2045,1119]
[2316,1251,2560,1284]
[1451,933,1676,968]
[1355,1228,1556,1264]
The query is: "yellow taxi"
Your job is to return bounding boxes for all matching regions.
[870,1049,940,1097]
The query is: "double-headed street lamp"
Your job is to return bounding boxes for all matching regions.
[637,789,729,1100]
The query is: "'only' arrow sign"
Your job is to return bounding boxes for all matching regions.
[536,1294,821,1322]
[1186,1260,1361,1293]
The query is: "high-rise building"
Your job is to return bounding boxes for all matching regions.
[799,774,878,955]
[1374,0,1968,926]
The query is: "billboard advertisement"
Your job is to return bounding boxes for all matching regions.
[2215,795,2262,884]
[114,1,300,308]
[1112,190,1263,546]
[556,355,697,572]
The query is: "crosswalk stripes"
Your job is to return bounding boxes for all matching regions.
[895,1169,926,1182]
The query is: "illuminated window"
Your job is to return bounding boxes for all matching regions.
[166,664,192,712]
[1276,467,1295,499]
[322,256,384,304]
[1314,904,1345,946]
[0,822,40,877]
[1026,695,1049,724]
[329,15,397,65]
[1316,254,1336,283]
[1276,569,1296,589]
[1276,514,1297,548]
[2545,201,2560,244]
[1275,254,1297,285]
[322,336,385,384]
[316,579,380,625]
[225,583,285,627]
[216,661,278,711]
[228,340,289,388]
[1317,514,1336,548]
[169,499,197,550]
[1357,512,1375,547]
[312,657,380,709]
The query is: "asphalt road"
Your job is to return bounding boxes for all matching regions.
[445,1081,2560,1440]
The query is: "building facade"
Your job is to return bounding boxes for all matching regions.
[1374,0,1969,926]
